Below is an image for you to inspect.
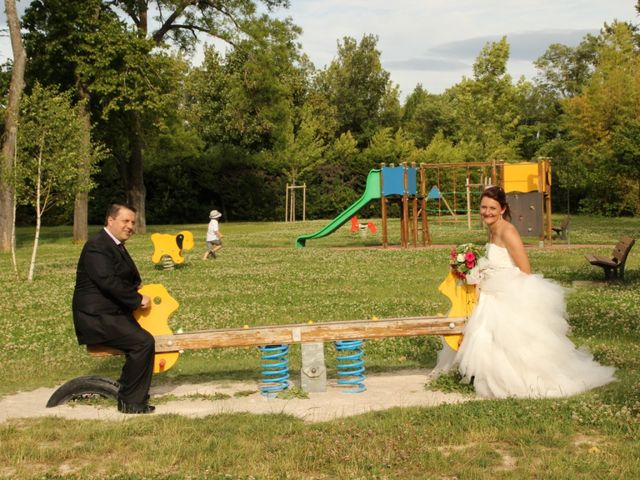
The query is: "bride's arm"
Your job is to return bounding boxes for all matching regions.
[503,225,532,273]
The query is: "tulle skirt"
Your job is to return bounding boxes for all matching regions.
[436,268,616,398]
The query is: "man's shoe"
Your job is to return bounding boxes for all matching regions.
[117,399,155,414]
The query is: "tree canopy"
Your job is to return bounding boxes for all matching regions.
[1,0,639,237]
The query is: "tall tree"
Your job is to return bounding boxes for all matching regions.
[533,36,600,99]
[103,0,291,232]
[0,0,26,253]
[317,34,391,146]
[23,0,118,242]
[444,37,522,161]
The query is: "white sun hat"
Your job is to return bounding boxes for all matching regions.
[209,209,222,219]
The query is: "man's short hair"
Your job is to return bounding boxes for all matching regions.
[104,203,137,226]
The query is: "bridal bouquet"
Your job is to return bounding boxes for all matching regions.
[449,243,483,284]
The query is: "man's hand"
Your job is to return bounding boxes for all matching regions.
[139,294,152,310]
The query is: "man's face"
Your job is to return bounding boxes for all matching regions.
[106,208,136,242]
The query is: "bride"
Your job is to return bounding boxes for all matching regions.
[434,186,615,398]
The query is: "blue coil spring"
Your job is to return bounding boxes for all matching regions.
[335,339,366,393]
[259,344,290,397]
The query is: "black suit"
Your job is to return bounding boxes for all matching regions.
[73,229,154,404]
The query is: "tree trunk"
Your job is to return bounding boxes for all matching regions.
[125,111,146,233]
[72,85,92,244]
[28,146,44,282]
[0,0,26,252]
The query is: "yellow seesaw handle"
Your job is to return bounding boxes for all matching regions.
[134,284,180,373]
[437,272,477,351]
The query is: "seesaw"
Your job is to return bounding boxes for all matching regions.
[46,273,476,406]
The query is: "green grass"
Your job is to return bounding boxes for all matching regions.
[1,214,639,478]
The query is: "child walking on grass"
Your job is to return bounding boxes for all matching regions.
[203,209,223,259]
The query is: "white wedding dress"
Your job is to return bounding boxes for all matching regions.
[435,243,616,398]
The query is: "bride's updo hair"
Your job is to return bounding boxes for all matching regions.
[481,186,512,221]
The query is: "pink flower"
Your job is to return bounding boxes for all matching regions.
[464,251,475,262]
[450,248,457,260]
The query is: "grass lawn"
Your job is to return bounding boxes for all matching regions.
[1,215,639,479]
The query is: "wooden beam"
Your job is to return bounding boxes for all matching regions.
[88,316,466,356]
[154,316,465,352]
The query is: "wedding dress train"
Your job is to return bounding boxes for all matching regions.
[435,243,615,398]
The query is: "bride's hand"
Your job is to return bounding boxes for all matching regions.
[466,266,482,285]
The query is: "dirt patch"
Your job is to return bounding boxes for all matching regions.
[0,369,473,424]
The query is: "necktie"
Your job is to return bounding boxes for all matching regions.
[118,242,134,266]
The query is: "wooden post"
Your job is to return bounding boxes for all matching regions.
[285,183,289,222]
[380,164,388,248]
[538,158,552,242]
[302,182,306,221]
[402,163,409,248]
[466,175,472,231]
[491,160,497,186]
[436,169,442,223]
[410,163,418,247]
[419,163,431,246]
[453,174,457,220]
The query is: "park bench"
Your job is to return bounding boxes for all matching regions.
[551,216,570,240]
[585,236,635,281]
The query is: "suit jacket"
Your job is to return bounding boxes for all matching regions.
[72,229,143,344]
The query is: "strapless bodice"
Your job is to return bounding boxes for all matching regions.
[485,243,517,269]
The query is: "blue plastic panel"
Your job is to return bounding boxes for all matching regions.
[382,166,416,196]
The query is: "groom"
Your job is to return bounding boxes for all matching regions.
[72,203,155,414]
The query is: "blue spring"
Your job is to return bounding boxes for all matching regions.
[259,344,290,397]
[335,339,366,393]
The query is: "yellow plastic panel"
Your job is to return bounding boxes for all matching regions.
[134,284,180,373]
[503,163,540,193]
[151,231,194,264]
[437,272,477,351]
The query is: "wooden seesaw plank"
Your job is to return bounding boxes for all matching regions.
[87,315,465,356]
[154,315,465,352]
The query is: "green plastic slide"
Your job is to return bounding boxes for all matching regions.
[295,169,381,248]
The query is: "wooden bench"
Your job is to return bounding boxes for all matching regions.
[585,236,635,281]
[552,216,570,240]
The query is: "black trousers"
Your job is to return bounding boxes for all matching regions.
[100,327,155,404]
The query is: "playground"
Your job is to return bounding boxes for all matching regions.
[295,159,553,249]
[1,216,639,477]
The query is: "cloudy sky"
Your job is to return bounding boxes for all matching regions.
[1,1,638,98]
[273,0,638,97]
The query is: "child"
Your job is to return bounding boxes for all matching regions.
[203,210,223,259]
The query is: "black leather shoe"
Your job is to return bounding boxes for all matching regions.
[117,399,155,414]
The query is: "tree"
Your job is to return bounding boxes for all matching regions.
[533,37,600,99]
[563,22,640,215]
[444,37,522,161]
[361,127,419,165]
[16,85,101,280]
[0,0,26,254]
[317,34,391,146]
[103,0,292,232]
[401,84,452,148]
[22,0,119,243]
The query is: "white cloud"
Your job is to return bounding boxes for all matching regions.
[281,0,637,96]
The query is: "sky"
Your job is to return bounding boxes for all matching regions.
[273,0,639,97]
[0,1,638,98]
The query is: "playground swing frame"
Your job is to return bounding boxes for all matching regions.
[422,160,504,230]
